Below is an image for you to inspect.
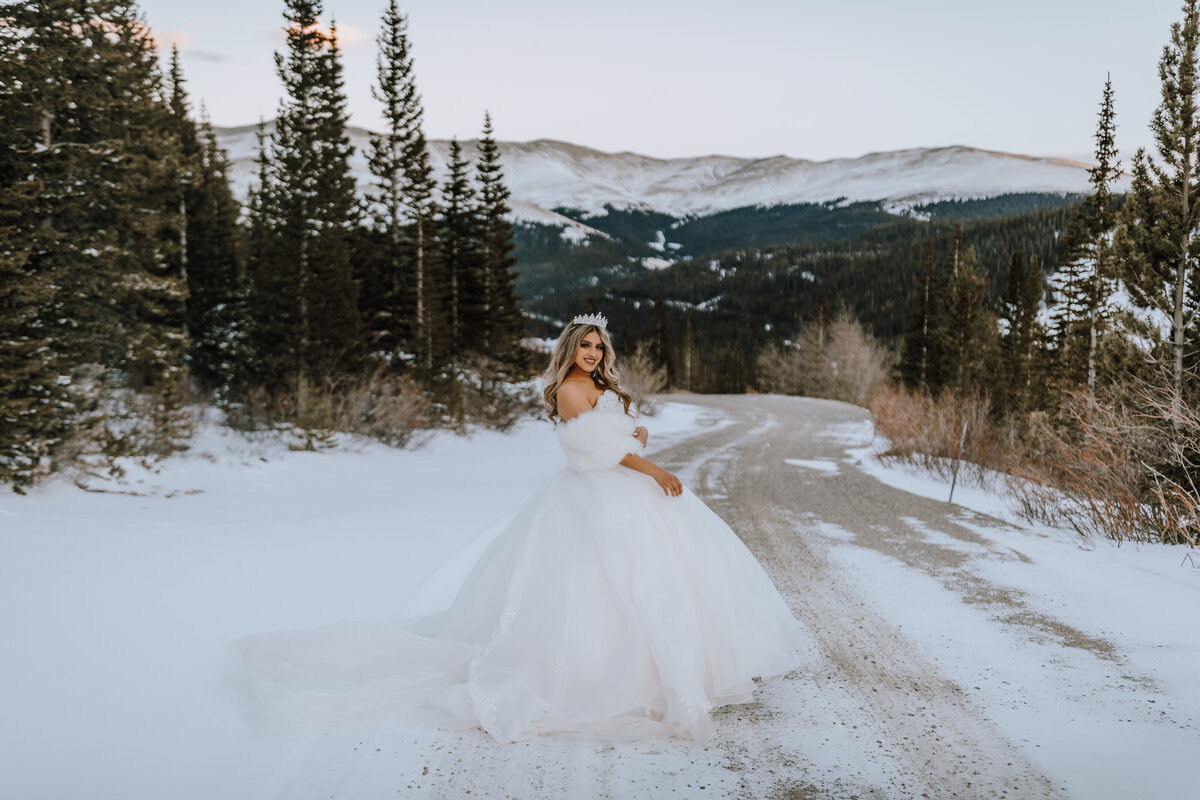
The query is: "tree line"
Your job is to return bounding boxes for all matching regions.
[0,0,524,491]
[886,2,1200,545]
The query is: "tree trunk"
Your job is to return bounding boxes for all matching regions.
[416,215,427,370]
[1173,143,1193,428]
[918,273,929,391]
[179,192,189,344]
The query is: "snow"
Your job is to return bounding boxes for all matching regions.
[0,401,715,800]
[784,457,840,474]
[2,400,1196,799]
[640,256,673,270]
[215,123,1122,223]
[833,433,1200,800]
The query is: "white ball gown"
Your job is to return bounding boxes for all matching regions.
[231,392,807,743]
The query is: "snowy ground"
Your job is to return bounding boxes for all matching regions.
[843,433,1200,799]
[1,397,1197,799]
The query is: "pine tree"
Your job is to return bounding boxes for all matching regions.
[0,13,65,488]
[164,53,244,395]
[476,112,524,363]
[253,1,363,406]
[898,238,937,391]
[190,116,249,395]
[441,138,483,354]
[998,252,1044,413]
[936,232,993,395]
[1116,0,1200,423]
[1052,76,1120,393]
[3,0,190,464]
[680,319,696,390]
[366,0,443,370]
[653,294,673,384]
[813,287,831,350]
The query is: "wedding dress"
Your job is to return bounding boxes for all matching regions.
[231,392,806,743]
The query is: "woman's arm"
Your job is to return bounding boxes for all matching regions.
[620,452,683,497]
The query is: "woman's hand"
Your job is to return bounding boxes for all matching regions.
[653,466,683,498]
[633,426,648,447]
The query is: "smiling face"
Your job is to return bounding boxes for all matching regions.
[573,330,605,374]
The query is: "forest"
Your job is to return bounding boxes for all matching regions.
[0,0,526,491]
[2,0,1199,548]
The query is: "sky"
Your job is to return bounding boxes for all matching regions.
[139,0,1182,162]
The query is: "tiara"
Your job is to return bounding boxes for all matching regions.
[571,313,608,330]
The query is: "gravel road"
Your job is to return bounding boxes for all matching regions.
[274,395,1091,799]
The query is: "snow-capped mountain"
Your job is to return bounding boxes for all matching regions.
[214,122,1121,228]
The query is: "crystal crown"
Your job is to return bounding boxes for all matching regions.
[571,313,608,330]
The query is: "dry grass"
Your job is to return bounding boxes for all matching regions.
[867,384,1014,485]
[1010,386,1199,546]
[869,381,1199,547]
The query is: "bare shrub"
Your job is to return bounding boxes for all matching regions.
[229,368,432,448]
[822,315,892,405]
[759,313,892,406]
[619,342,668,416]
[867,383,1012,485]
[1011,384,1199,546]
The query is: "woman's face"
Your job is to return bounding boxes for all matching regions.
[573,330,605,374]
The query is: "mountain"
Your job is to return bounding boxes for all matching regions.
[213,122,1121,226]
[213,123,1102,393]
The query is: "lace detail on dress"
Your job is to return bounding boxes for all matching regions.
[594,389,633,417]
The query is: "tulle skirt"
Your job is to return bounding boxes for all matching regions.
[230,465,806,743]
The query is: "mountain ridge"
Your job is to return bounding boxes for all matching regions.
[213,122,1120,227]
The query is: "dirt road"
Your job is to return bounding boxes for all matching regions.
[274,395,1097,799]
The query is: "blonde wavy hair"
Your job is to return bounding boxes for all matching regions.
[542,322,633,422]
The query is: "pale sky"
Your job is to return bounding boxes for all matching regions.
[139,0,1180,161]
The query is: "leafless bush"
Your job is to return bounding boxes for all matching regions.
[1011,384,1199,546]
[757,313,891,406]
[229,368,432,448]
[620,342,668,416]
[868,383,1013,486]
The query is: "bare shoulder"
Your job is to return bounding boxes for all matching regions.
[557,380,598,421]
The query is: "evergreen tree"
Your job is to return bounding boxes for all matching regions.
[813,287,831,349]
[441,137,483,354]
[0,14,63,488]
[1052,77,1120,393]
[253,1,363,406]
[104,7,189,405]
[366,0,443,370]
[652,294,673,384]
[189,116,248,395]
[935,230,993,395]
[1116,0,1200,423]
[998,252,1044,413]
[476,112,524,363]
[164,53,244,395]
[680,319,696,390]
[898,238,937,391]
[3,0,189,463]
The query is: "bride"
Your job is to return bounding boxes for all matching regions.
[232,314,806,743]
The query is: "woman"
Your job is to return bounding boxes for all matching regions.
[232,314,806,743]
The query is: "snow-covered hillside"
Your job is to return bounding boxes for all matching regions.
[215,122,1124,225]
